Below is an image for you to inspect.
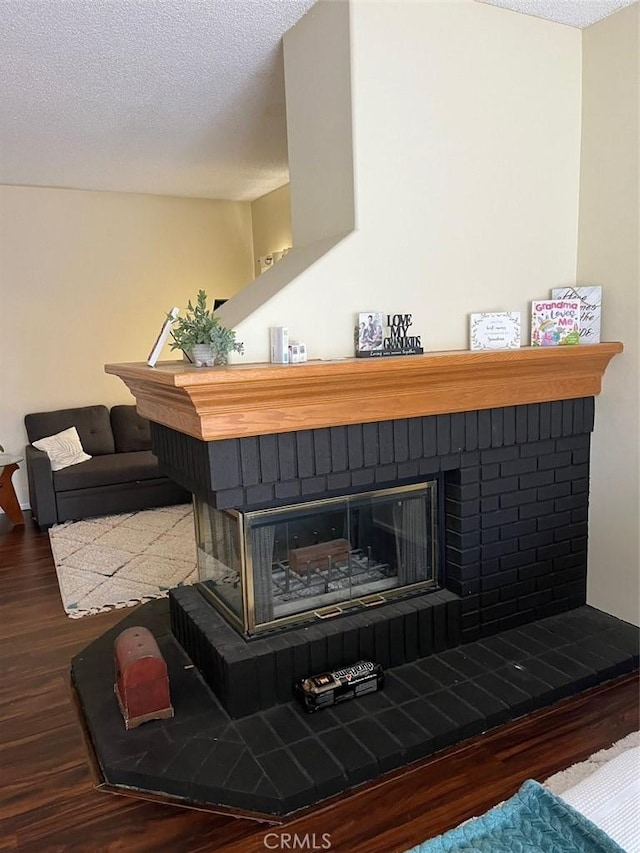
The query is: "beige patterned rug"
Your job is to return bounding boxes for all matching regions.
[49,504,197,618]
[544,731,639,793]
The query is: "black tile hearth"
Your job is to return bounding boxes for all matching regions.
[72,599,638,820]
[170,586,462,719]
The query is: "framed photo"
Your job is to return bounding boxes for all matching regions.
[356,312,384,354]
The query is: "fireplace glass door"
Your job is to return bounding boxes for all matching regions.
[195,482,439,637]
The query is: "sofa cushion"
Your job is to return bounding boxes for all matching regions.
[25,406,115,456]
[32,426,92,471]
[53,451,162,492]
[110,405,152,453]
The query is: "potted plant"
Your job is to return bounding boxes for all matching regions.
[169,290,244,366]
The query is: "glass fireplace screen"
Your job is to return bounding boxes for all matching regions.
[194,482,439,637]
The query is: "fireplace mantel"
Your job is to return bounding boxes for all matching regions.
[105,343,622,441]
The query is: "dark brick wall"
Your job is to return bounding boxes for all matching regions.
[444,432,591,643]
[152,397,594,643]
[170,586,462,718]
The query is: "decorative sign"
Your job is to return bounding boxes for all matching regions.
[531,299,580,347]
[469,312,521,351]
[147,307,179,367]
[355,312,423,358]
[551,286,602,344]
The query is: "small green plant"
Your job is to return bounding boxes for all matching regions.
[169,290,244,365]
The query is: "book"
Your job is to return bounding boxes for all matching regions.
[551,286,602,344]
[147,308,179,367]
[531,299,580,347]
[470,312,521,350]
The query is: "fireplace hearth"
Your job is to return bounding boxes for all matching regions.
[72,598,638,819]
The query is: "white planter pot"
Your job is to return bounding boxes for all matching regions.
[190,344,216,367]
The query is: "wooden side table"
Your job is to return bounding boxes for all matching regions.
[0,454,25,527]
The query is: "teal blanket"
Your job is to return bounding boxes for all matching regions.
[407,780,624,853]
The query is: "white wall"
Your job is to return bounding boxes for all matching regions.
[0,185,254,507]
[228,0,581,364]
[578,4,639,626]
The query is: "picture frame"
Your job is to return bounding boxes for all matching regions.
[356,312,384,355]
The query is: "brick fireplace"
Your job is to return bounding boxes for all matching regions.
[106,345,623,648]
[151,396,596,718]
[68,345,638,819]
[156,396,594,629]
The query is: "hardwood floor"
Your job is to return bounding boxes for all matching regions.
[1,514,638,853]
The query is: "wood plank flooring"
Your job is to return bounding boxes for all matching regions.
[1,514,638,853]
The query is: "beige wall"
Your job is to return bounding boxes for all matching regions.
[284,0,355,246]
[0,185,254,507]
[250,184,292,277]
[578,4,640,625]
[223,0,637,628]
[226,0,581,363]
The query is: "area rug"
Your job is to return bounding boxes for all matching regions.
[49,504,197,618]
[546,735,640,853]
[545,731,639,794]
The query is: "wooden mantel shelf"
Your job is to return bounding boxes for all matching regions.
[105,343,623,441]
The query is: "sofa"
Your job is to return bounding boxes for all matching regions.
[24,404,190,530]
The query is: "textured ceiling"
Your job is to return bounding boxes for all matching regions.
[0,0,636,201]
[0,0,317,201]
[477,0,637,28]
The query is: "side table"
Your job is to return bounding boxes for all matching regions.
[0,454,25,527]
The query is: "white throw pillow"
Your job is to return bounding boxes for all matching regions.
[33,426,92,471]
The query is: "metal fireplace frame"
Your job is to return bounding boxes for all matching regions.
[195,481,441,637]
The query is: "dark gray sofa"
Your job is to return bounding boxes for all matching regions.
[24,404,190,530]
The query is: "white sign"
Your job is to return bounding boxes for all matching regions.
[470,312,521,351]
[147,307,179,367]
